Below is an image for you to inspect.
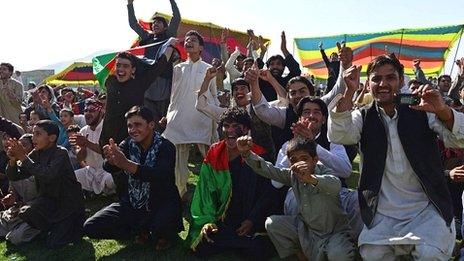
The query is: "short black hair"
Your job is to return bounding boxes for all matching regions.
[125,106,154,123]
[287,76,315,95]
[66,124,81,133]
[0,63,14,72]
[185,30,204,46]
[438,74,452,83]
[231,78,249,93]
[295,97,328,118]
[35,120,59,142]
[152,16,168,28]
[265,55,285,68]
[366,53,404,79]
[219,107,251,129]
[116,51,137,67]
[286,138,317,158]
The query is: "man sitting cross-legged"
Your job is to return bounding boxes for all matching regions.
[188,107,279,260]
[238,136,355,261]
[83,106,182,250]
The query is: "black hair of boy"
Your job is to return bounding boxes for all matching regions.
[295,96,328,118]
[286,138,318,158]
[35,120,59,142]
[124,106,154,122]
[218,107,251,129]
[185,30,205,46]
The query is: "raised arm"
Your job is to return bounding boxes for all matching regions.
[448,58,464,100]
[245,64,286,129]
[237,136,292,186]
[165,0,181,37]
[195,68,226,122]
[127,0,151,41]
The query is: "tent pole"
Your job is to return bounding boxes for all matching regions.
[450,26,463,76]
[397,29,405,60]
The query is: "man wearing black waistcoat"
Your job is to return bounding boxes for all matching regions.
[329,53,464,260]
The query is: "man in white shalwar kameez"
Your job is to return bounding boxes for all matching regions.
[163,30,218,197]
[328,53,464,260]
[72,99,115,195]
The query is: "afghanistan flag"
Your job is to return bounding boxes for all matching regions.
[294,24,464,79]
[92,39,172,90]
[187,140,266,250]
[134,12,271,64]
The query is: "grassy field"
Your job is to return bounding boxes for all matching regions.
[0,151,363,261]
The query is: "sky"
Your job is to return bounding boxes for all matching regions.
[2,0,464,75]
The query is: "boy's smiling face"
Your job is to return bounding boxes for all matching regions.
[32,126,56,151]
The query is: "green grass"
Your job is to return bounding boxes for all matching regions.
[0,153,396,260]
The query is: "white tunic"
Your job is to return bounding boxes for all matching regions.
[328,106,464,256]
[163,58,218,145]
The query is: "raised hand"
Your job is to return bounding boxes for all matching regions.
[457,57,464,76]
[410,84,448,113]
[127,0,134,4]
[343,65,362,92]
[244,61,260,85]
[204,67,218,81]
[281,31,289,56]
[291,119,315,141]
[413,59,421,69]
[337,42,353,70]
[220,28,229,44]
[236,135,253,156]
[258,69,275,82]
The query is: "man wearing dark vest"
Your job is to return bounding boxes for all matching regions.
[329,53,464,260]
[250,43,356,159]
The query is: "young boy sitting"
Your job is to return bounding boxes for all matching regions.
[4,120,85,248]
[237,136,355,261]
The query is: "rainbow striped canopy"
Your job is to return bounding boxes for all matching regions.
[294,24,464,80]
[44,62,97,86]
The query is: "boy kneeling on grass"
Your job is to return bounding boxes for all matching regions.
[4,120,85,248]
[237,136,355,261]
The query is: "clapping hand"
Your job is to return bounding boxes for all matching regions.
[5,138,27,162]
[103,138,127,168]
[69,133,88,147]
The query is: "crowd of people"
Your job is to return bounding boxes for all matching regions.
[1,0,464,260]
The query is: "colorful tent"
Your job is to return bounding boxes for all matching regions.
[93,12,270,89]
[135,12,271,63]
[44,62,97,86]
[294,24,464,80]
